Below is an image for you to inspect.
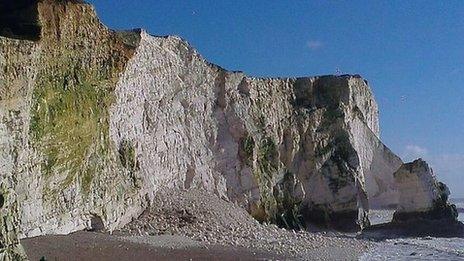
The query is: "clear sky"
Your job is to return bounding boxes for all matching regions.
[88,0,464,197]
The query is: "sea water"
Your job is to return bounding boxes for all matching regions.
[360,199,464,260]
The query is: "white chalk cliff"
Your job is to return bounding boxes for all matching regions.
[1,0,451,259]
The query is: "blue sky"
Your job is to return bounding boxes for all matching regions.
[88,0,464,197]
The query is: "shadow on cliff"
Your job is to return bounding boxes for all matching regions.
[0,0,41,40]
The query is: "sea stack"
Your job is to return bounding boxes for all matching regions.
[393,159,458,222]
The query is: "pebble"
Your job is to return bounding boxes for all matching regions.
[119,188,371,260]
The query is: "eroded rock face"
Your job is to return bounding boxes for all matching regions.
[393,159,458,222]
[110,33,389,230]
[0,1,405,254]
[0,185,27,260]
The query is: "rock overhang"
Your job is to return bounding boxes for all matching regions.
[0,0,41,40]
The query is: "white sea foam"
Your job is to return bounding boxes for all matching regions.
[361,200,464,260]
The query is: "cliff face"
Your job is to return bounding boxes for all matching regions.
[2,1,144,239]
[0,0,404,257]
[112,32,388,230]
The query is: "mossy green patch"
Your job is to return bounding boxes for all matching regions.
[118,140,141,188]
[118,140,139,172]
[30,51,117,197]
[251,137,280,222]
[258,137,278,173]
[320,132,356,194]
[239,135,255,165]
[272,171,304,230]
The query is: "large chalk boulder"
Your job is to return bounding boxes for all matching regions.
[393,159,458,222]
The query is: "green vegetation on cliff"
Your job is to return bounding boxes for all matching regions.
[273,171,304,230]
[251,136,280,222]
[30,50,116,196]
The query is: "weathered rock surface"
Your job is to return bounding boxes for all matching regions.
[393,159,458,222]
[0,0,409,258]
[361,159,463,239]
[0,184,27,260]
[362,159,463,239]
[111,30,395,231]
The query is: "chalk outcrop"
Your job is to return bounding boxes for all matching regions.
[361,159,462,239]
[0,0,434,258]
[0,186,27,260]
[393,159,458,222]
